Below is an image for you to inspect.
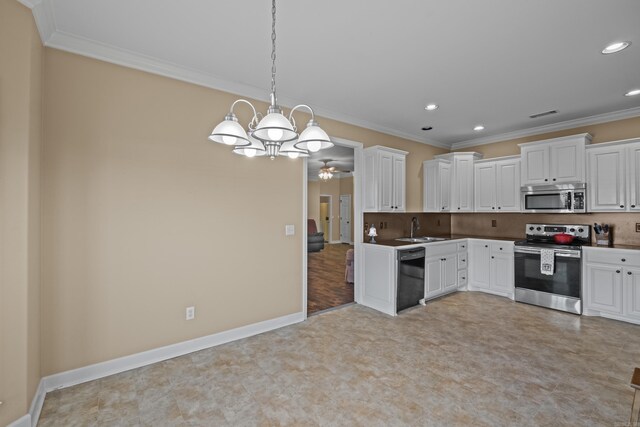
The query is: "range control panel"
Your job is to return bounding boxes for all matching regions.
[525,223,591,240]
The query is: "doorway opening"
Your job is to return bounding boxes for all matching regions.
[306,145,356,315]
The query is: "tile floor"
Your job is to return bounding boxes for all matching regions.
[38,292,640,426]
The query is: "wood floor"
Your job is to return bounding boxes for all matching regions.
[307,243,354,315]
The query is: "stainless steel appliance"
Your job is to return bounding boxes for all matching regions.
[397,247,425,312]
[521,183,587,213]
[514,223,590,314]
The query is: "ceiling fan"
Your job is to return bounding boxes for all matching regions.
[318,159,350,181]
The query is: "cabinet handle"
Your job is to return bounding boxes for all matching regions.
[498,206,501,209]
[544,179,548,182]
[485,245,488,248]
[462,259,466,262]
[458,207,460,210]
[632,205,636,208]
[491,256,495,259]
[499,247,503,250]
[552,178,556,181]
[620,205,625,209]
[616,270,621,273]
[622,259,626,262]
[492,207,495,209]
[628,271,633,275]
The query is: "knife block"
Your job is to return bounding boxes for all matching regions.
[596,231,612,246]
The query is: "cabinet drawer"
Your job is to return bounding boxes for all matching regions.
[457,241,467,252]
[491,242,514,254]
[425,242,458,257]
[458,270,468,286]
[585,249,640,267]
[458,254,468,269]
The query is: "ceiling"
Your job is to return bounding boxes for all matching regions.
[308,145,354,182]
[24,0,640,148]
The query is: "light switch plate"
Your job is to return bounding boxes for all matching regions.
[285,225,295,236]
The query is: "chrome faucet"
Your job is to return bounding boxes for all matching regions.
[410,217,420,238]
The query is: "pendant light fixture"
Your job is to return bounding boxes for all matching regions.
[209,0,333,159]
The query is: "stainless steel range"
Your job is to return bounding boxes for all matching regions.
[514,223,591,314]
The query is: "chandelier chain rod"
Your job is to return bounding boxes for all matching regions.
[270,0,277,103]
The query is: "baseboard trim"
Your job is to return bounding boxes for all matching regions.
[40,311,304,393]
[28,379,46,427]
[6,414,30,427]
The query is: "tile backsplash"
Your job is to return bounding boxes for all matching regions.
[363,212,451,241]
[364,212,640,246]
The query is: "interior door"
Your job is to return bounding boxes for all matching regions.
[339,194,352,243]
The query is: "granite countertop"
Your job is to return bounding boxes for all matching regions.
[588,243,640,251]
[369,234,519,247]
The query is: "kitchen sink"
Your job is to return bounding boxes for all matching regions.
[395,237,446,243]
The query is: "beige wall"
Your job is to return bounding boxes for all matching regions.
[41,48,445,375]
[0,1,42,425]
[307,180,320,231]
[463,116,640,158]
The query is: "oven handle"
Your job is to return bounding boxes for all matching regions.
[513,246,581,258]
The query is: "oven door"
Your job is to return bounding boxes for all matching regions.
[514,246,581,297]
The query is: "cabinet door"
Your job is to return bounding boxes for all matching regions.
[474,163,496,212]
[424,256,444,299]
[454,157,474,212]
[585,263,623,314]
[442,255,458,293]
[491,252,514,294]
[379,152,394,211]
[587,147,626,212]
[469,241,491,289]
[624,268,640,321]
[496,160,521,212]
[521,145,549,185]
[423,161,439,212]
[439,163,451,212]
[363,151,378,212]
[393,154,406,211]
[628,143,640,211]
[550,140,584,183]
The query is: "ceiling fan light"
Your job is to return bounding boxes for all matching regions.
[208,114,251,146]
[252,111,297,143]
[295,120,333,153]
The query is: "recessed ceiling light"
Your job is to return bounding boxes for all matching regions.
[473,125,485,131]
[602,41,631,54]
[625,89,640,97]
[425,104,439,111]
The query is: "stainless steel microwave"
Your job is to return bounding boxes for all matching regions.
[521,183,587,213]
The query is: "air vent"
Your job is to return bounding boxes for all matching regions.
[529,110,557,119]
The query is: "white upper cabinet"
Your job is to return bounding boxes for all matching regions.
[424,152,481,212]
[363,146,408,212]
[586,138,640,212]
[628,142,640,211]
[474,156,520,212]
[519,134,591,186]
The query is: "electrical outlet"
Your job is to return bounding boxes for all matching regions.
[285,225,295,236]
[492,220,497,227]
[186,306,195,320]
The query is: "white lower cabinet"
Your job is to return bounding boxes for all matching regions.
[361,244,397,316]
[468,240,514,298]
[424,243,459,300]
[583,248,640,324]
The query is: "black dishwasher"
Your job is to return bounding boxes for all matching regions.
[397,247,425,312]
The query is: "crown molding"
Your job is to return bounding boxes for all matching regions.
[450,106,640,150]
[39,24,450,150]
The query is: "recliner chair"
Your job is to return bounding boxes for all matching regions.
[308,219,325,252]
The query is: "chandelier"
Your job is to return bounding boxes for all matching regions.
[208,0,333,159]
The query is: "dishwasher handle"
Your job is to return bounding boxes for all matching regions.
[397,248,425,261]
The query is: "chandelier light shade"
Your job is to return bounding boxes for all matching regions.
[207,0,332,160]
[208,113,250,146]
[233,134,266,157]
[295,119,333,153]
